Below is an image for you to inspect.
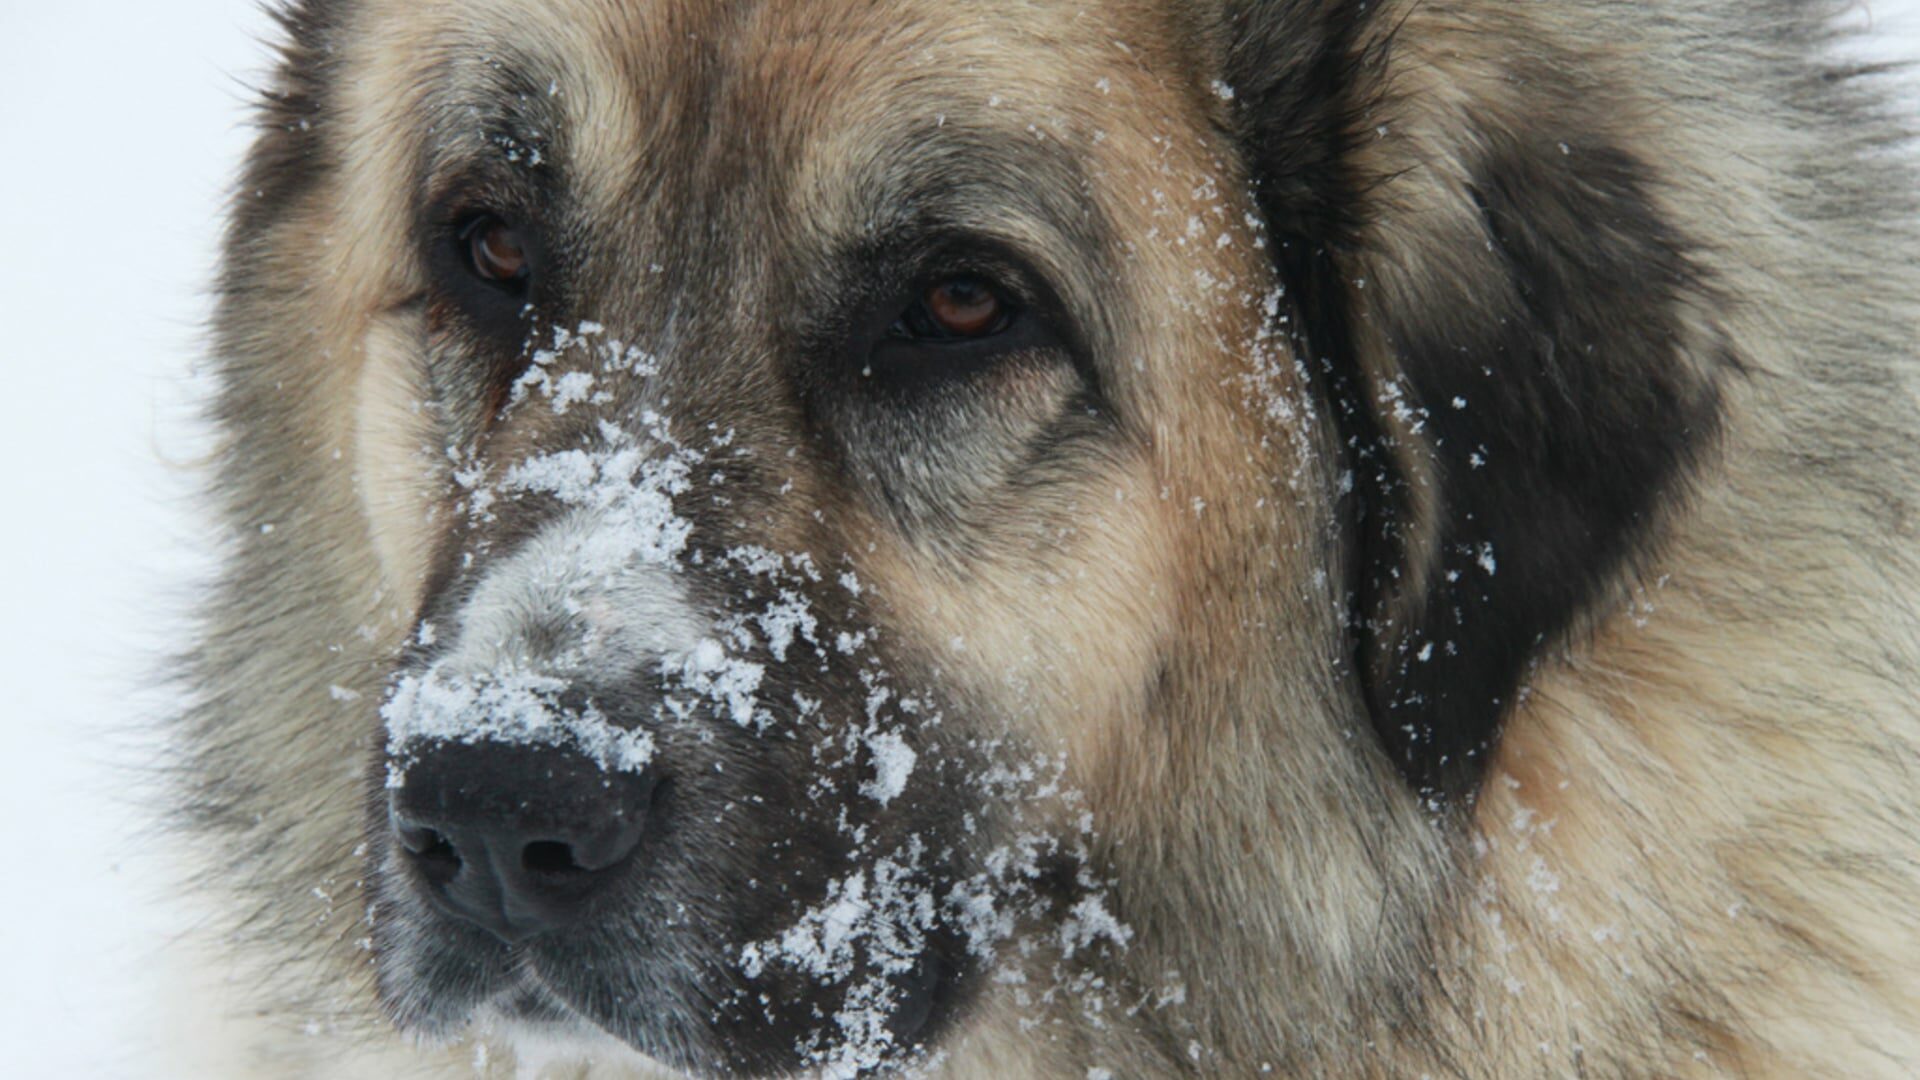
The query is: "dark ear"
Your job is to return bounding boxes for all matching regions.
[227,0,344,243]
[1219,2,1731,807]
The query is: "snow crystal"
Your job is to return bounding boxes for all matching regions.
[689,638,725,672]
[666,636,766,728]
[755,591,818,662]
[1058,894,1134,957]
[546,370,599,413]
[859,731,917,806]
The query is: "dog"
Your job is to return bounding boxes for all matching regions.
[174,0,1920,1075]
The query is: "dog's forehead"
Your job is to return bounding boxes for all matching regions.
[377,0,1190,189]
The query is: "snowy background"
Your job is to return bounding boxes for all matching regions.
[0,2,1914,1077]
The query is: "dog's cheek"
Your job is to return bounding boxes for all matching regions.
[849,464,1177,781]
[353,308,444,610]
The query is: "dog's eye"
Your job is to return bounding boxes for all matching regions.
[460,214,531,289]
[892,276,1014,341]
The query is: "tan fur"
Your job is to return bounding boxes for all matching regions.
[176,0,1920,1076]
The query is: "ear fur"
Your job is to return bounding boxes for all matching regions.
[1219,0,1732,805]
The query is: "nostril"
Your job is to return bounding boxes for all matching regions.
[394,820,463,886]
[521,840,582,874]
[394,819,437,855]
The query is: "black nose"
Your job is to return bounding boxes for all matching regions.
[388,741,660,943]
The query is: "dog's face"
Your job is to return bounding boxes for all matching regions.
[219,0,1724,1073]
[342,0,1327,1072]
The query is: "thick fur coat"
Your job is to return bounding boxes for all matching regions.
[173,1,1920,1076]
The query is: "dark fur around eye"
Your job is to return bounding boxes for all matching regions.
[851,266,1075,395]
[427,209,544,346]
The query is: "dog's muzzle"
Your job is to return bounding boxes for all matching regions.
[377,488,710,944]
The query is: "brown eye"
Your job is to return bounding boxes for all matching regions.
[461,215,530,287]
[894,276,1013,340]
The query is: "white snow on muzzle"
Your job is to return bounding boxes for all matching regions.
[381,417,763,779]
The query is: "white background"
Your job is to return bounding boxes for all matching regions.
[0,2,1915,1077]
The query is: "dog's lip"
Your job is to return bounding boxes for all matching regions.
[466,983,661,1070]
[888,945,959,1047]
[484,936,966,1071]
[485,979,576,1025]
[482,963,703,1073]
[476,965,640,1050]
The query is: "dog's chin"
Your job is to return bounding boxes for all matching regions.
[466,993,676,1077]
[384,961,702,1076]
[389,969,691,1077]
